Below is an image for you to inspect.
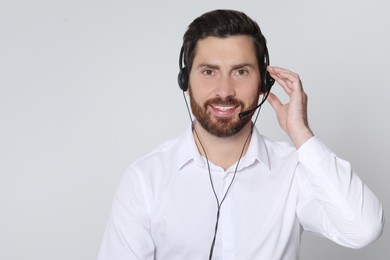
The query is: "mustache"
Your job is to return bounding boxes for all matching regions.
[204,96,244,108]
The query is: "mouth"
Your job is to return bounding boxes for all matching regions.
[209,104,240,117]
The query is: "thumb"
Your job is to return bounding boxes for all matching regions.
[267,92,282,111]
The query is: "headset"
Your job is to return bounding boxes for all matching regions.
[177,42,275,94]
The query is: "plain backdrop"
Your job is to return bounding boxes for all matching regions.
[0,0,388,259]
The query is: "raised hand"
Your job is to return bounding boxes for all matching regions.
[266,66,314,148]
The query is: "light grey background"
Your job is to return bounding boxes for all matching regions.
[0,0,388,259]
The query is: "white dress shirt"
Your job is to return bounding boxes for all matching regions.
[98,125,384,260]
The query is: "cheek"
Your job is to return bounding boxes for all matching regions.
[188,82,214,102]
[188,85,204,108]
[242,85,260,101]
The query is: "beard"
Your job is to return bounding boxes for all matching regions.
[188,88,260,138]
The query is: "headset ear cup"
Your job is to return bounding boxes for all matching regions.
[266,71,275,91]
[178,67,189,91]
[261,71,275,93]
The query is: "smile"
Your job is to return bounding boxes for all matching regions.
[211,105,237,111]
[208,104,240,117]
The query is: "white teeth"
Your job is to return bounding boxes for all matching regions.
[212,105,235,111]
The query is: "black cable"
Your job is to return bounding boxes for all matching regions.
[207,131,251,259]
[182,91,265,259]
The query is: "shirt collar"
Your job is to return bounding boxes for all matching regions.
[241,127,270,170]
[175,123,270,171]
[175,124,201,170]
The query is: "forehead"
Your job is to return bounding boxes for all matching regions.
[193,35,257,65]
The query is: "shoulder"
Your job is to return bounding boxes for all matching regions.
[119,125,195,192]
[129,136,181,175]
[114,136,182,204]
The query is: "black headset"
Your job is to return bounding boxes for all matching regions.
[177,42,275,93]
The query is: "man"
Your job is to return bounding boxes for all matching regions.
[98,9,384,260]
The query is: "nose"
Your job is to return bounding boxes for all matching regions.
[215,76,236,99]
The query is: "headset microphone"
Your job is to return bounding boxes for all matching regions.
[238,90,271,120]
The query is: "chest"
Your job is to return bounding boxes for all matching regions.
[149,164,301,258]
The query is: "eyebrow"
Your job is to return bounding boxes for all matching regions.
[232,63,255,70]
[195,63,255,70]
[195,63,219,70]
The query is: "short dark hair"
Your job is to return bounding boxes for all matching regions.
[182,9,267,73]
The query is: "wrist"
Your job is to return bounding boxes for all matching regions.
[289,127,314,149]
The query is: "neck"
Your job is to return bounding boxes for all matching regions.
[193,122,253,171]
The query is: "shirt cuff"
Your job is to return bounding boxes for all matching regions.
[297,136,332,172]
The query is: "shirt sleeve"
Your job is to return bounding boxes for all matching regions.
[97,168,155,260]
[295,136,384,248]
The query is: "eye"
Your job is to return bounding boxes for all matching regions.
[236,69,248,77]
[202,69,214,76]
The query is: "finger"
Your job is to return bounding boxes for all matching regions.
[267,71,292,94]
[268,67,300,84]
[267,92,283,111]
[271,71,300,88]
[268,67,303,94]
[268,66,299,78]
[269,74,296,96]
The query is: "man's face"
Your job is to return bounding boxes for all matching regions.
[188,35,261,137]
